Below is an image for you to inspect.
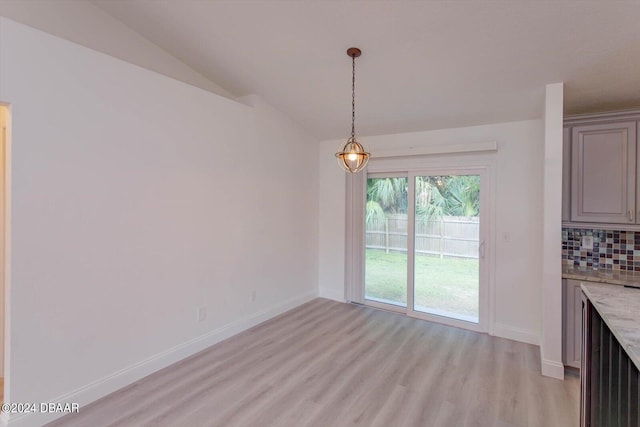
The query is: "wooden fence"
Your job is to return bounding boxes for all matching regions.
[366,214,479,259]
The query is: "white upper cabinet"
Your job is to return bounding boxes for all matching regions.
[570,121,636,224]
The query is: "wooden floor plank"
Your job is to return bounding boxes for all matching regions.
[47,299,579,427]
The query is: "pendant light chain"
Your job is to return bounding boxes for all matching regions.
[351,54,356,139]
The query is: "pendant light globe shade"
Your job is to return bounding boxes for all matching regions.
[335,137,370,173]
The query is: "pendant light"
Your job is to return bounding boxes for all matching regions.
[335,47,370,174]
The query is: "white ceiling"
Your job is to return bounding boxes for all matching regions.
[92,0,640,140]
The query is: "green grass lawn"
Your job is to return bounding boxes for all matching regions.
[365,249,479,318]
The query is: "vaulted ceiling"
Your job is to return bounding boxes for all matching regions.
[90,1,640,139]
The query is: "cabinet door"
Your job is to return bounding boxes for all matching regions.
[571,121,636,224]
[564,279,582,368]
[562,127,571,222]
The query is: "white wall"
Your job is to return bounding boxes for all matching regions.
[319,120,544,345]
[0,18,318,427]
[0,0,232,98]
[541,83,565,379]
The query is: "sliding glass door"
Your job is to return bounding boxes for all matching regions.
[364,168,487,331]
[409,174,480,323]
[364,175,408,309]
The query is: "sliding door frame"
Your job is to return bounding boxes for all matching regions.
[346,152,496,335]
[407,167,489,333]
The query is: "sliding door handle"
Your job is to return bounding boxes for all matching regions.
[479,241,486,259]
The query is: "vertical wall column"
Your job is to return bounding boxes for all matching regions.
[541,82,565,379]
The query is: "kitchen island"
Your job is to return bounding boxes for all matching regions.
[580,282,640,426]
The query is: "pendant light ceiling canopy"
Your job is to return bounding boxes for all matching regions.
[335,47,370,174]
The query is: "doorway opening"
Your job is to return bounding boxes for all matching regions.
[360,163,491,333]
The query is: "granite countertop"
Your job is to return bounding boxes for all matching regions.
[562,265,640,288]
[581,282,640,370]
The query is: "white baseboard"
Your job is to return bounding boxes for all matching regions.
[4,290,317,427]
[541,358,565,380]
[492,323,539,345]
[318,287,345,302]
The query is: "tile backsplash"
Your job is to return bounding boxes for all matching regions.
[563,228,640,271]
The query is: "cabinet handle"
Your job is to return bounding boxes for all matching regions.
[629,209,634,222]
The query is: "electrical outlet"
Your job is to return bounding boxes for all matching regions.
[251,290,257,303]
[197,307,207,322]
[582,235,594,250]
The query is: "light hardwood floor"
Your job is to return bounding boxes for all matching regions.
[48,299,579,427]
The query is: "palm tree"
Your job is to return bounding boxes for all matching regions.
[367,178,407,213]
[366,178,407,227]
[444,175,479,217]
[365,200,386,225]
[414,176,447,222]
[366,175,479,227]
